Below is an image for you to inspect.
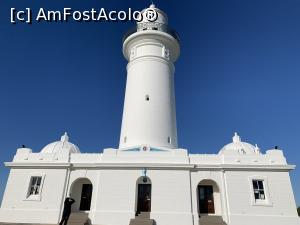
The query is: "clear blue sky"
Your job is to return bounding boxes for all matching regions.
[0,0,299,206]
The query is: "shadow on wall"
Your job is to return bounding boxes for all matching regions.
[297,207,300,216]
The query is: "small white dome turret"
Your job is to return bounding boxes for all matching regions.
[219,132,259,155]
[41,132,80,154]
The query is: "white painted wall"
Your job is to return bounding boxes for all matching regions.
[0,168,67,224]
[93,169,138,225]
[92,168,194,225]
[225,170,299,225]
[0,149,299,225]
[149,169,193,225]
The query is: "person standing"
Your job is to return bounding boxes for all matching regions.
[144,193,151,211]
[59,197,75,225]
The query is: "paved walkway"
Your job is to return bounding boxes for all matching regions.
[0,223,56,225]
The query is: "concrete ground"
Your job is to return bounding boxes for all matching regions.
[0,223,56,225]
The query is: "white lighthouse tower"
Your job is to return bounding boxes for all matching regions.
[119,4,180,149]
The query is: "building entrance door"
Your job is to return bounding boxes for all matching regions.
[79,184,93,211]
[137,184,151,213]
[198,185,215,214]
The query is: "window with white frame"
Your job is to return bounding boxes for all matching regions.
[252,180,265,200]
[28,176,42,197]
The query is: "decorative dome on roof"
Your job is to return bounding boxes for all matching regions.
[219,132,260,155]
[41,132,80,154]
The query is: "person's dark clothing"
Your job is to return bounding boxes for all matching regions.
[59,214,70,225]
[59,197,75,225]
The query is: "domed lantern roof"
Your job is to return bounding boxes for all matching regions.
[41,132,80,154]
[137,4,169,31]
[219,132,260,155]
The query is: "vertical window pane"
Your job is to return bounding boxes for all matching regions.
[258,181,264,189]
[260,191,265,200]
[252,180,258,189]
[29,187,34,195]
[31,177,37,186]
[28,176,42,197]
[36,177,41,186]
[252,179,266,201]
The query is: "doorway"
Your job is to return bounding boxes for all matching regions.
[198,185,215,214]
[137,183,151,213]
[70,178,93,212]
[79,183,93,211]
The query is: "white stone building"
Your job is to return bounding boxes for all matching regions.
[0,4,299,225]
